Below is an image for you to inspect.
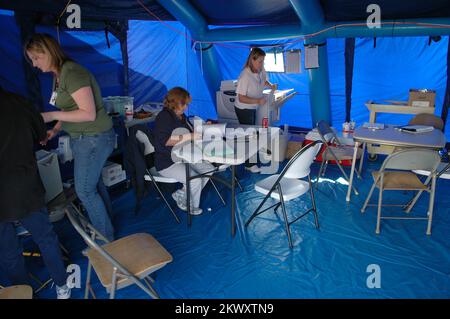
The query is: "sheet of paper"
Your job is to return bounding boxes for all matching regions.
[305,45,319,69]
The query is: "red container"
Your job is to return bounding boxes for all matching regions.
[262,117,268,128]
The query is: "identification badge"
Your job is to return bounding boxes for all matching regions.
[49,91,58,106]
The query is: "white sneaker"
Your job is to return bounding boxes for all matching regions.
[171,189,185,203]
[56,284,71,299]
[174,198,203,215]
[245,165,261,173]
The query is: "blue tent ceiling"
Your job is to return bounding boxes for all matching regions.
[189,0,300,26]
[1,0,450,27]
[321,0,450,21]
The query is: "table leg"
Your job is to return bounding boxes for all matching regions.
[185,164,191,227]
[346,141,360,202]
[358,142,366,177]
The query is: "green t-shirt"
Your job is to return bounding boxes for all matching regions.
[53,61,112,137]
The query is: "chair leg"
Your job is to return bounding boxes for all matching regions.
[151,178,180,224]
[84,261,93,299]
[376,187,383,234]
[211,180,226,206]
[316,160,325,188]
[335,160,359,195]
[358,143,366,176]
[361,182,377,213]
[308,175,320,230]
[277,185,293,249]
[110,267,118,299]
[235,176,243,191]
[322,161,329,176]
[273,202,281,214]
[245,192,272,227]
[144,277,160,298]
[426,177,437,235]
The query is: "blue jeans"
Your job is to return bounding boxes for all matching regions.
[0,208,67,287]
[71,129,115,241]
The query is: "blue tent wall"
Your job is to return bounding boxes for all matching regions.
[213,38,345,128]
[352,36,449,137]
[128,20,216,120]
[1,10,449,139]
[0,10,124,112]
[0,10,27,96]
[35,26,124,112]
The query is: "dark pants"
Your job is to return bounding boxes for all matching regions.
[0,208,67,287]
[234,107,259,167]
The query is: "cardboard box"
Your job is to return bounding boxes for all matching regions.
[286,133,305,159]
[36,150,63,203]
[408,89,436,108]
[102,162,123,180]
[103,170,126,187]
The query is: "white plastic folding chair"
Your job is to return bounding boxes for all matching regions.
[136,130,226,219]
[361,148,441,235]
[245,141,322,248]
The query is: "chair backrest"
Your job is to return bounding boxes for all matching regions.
[136,129,156,169]
[283,140,322,179]
[316,120,340,145]
[381,148,441,173]
[408,113,444,130]
[136,130,155,156]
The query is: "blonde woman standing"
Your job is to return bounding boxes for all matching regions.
[25,33,115,241]
[235,47,277,173]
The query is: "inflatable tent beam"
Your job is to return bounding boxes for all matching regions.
[290,0,331,125]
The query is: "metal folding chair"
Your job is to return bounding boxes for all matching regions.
[316,120,363,195]
[245,141,322,248]
[66,204,172,299]
[361,148,441,235]
[0,285,33,299]
[408,113,444,130]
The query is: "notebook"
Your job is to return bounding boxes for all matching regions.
[398,125,434,133]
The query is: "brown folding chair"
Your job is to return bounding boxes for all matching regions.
[361,148,440,235]
[408,113,444,130]
[0,285,33,299]
[65,204,173,299]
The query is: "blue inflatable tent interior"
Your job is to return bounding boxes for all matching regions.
[0,0,449,299]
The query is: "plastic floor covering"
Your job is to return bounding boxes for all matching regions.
[15,159,450,299]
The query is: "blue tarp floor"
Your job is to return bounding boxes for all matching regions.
[25,158,450,299]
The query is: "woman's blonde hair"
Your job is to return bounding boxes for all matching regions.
[24,33,69,73]
[163,87,192,112]
[243,47,266,72]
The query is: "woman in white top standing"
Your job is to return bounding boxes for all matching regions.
[234,47,277,173]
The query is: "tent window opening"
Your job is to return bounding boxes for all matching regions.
[264,50,285,73]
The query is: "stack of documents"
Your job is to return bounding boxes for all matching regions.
[363,122,385,130]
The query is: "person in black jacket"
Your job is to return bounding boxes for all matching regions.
[153,87,215,215]
[0,86,70,299]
